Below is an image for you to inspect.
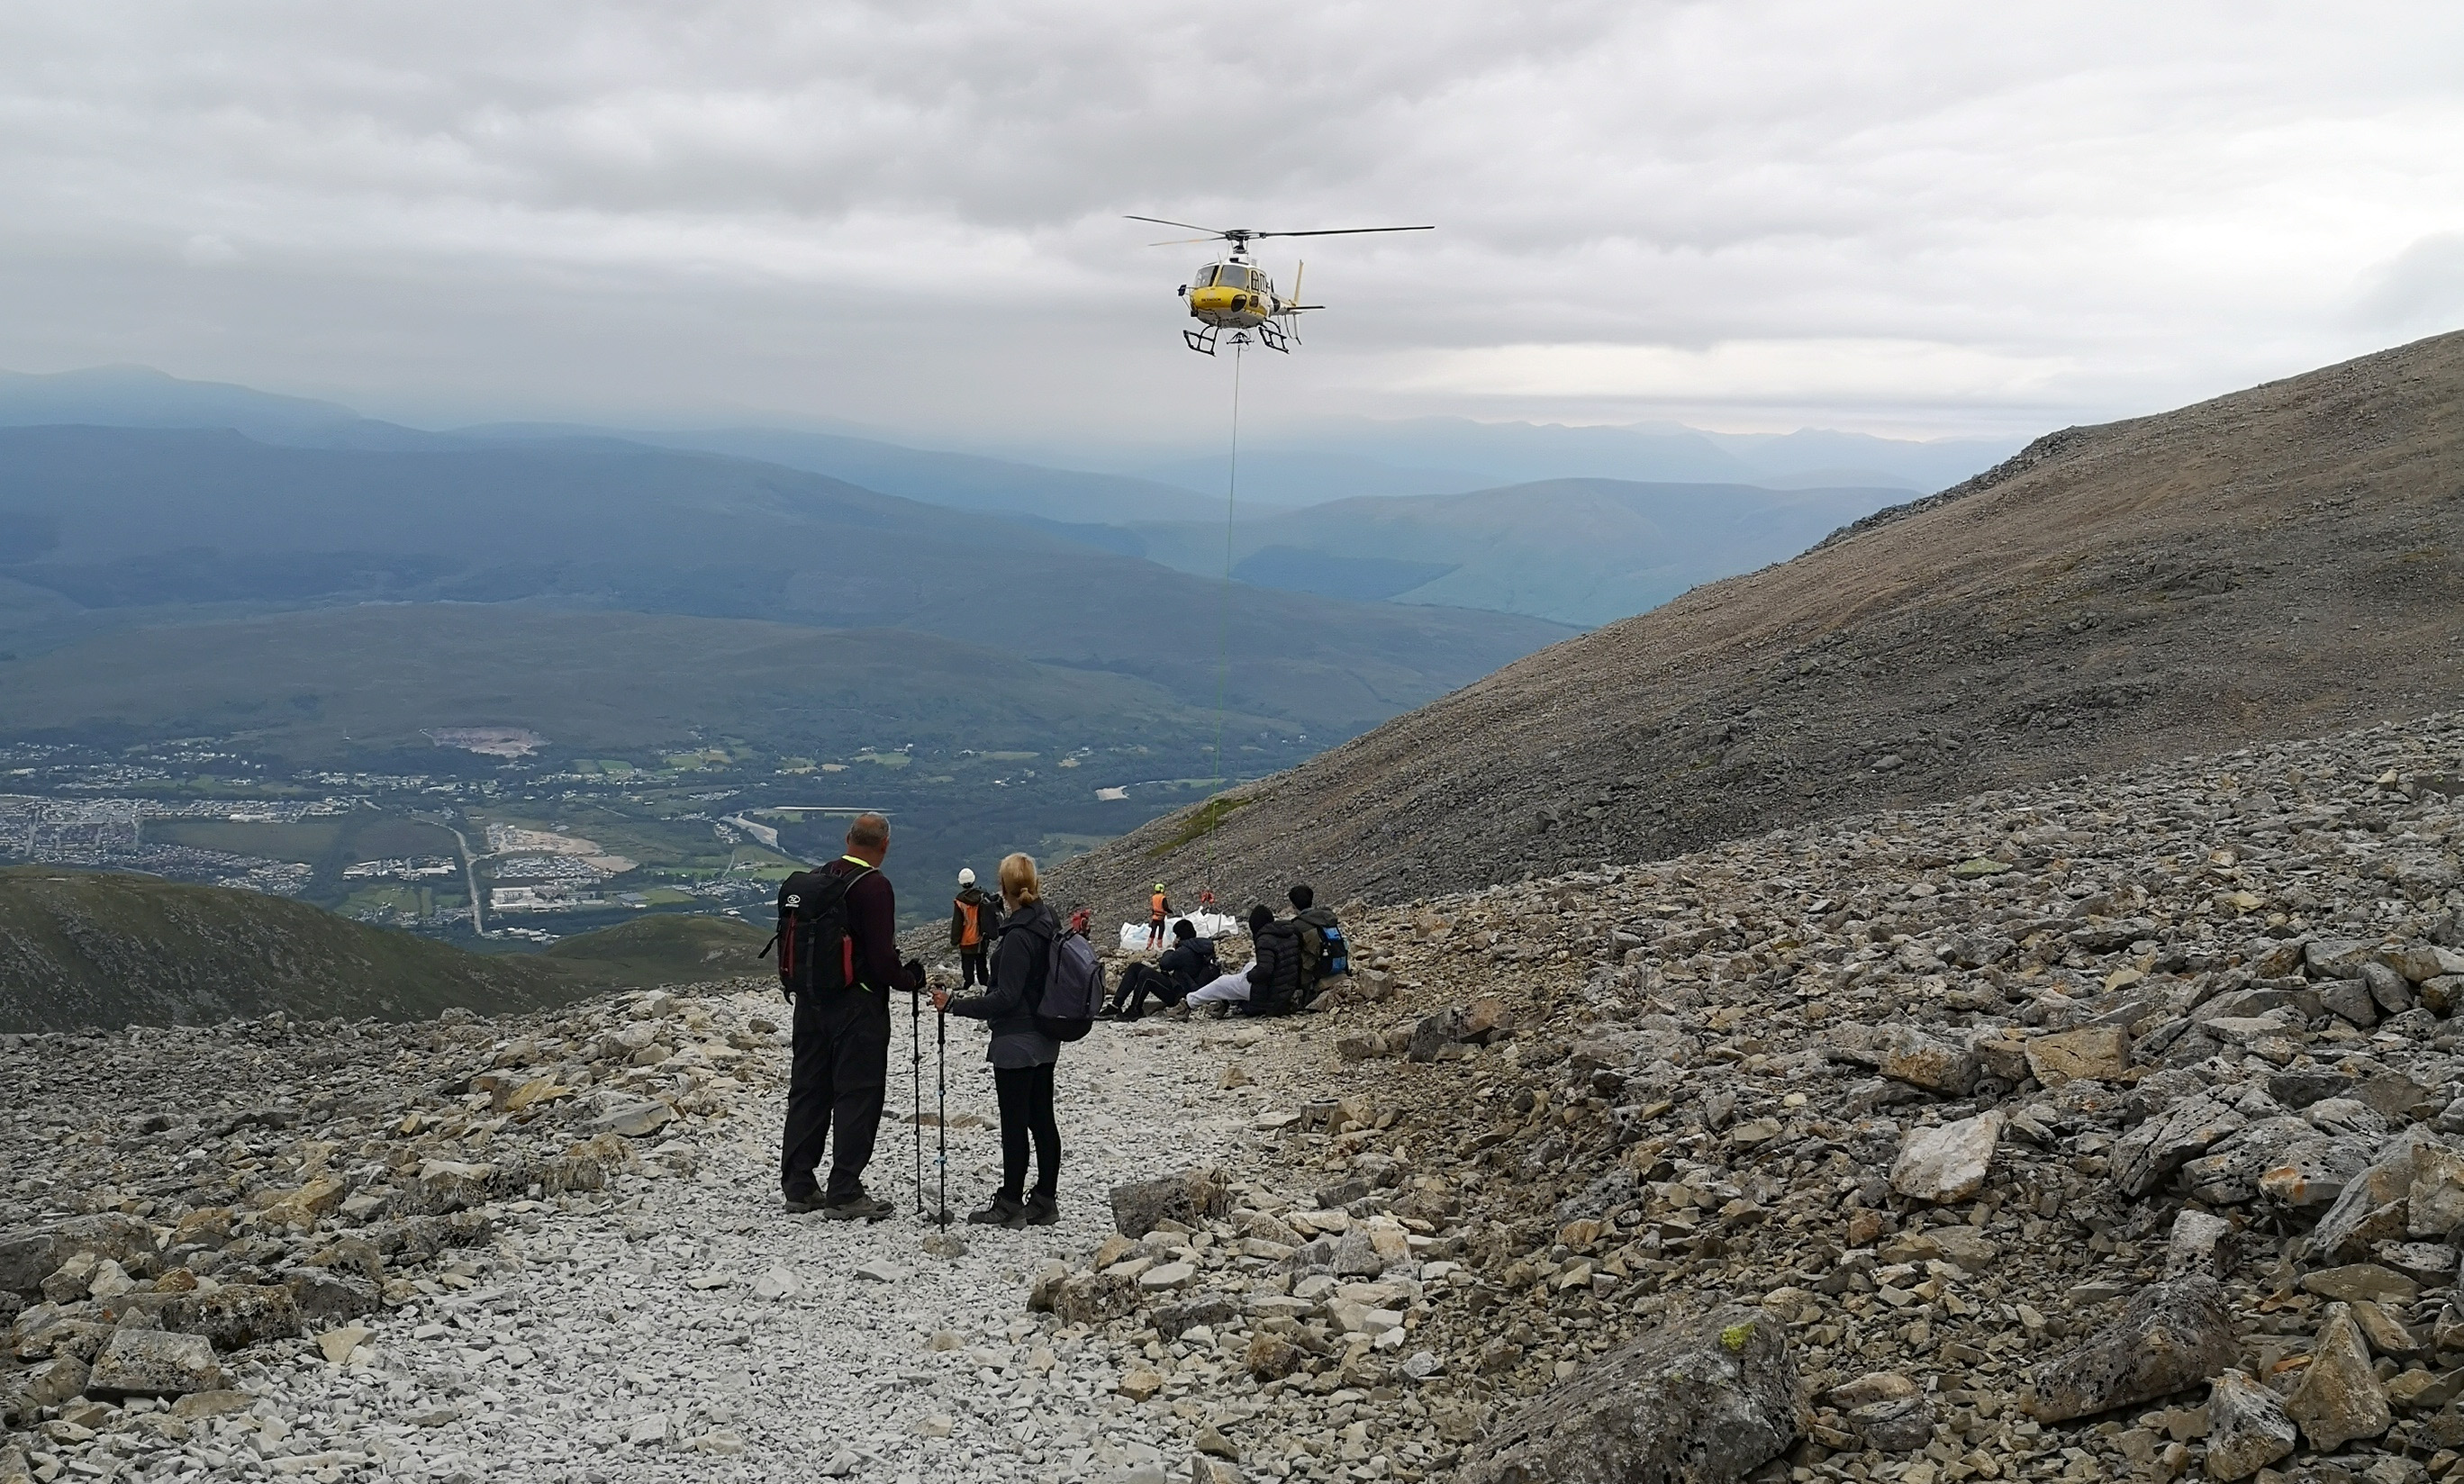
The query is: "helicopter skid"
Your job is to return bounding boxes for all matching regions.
[1182,320,1291,356]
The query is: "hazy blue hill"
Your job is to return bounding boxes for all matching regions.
[467,423,1234,527]
[1131,477,1912,627]
[0,426,1571,735]
[0,365,443,449]
[1137,418,2016,507]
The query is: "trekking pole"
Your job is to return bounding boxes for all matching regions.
[935,1007,951,1226]
[910,982,924,1219]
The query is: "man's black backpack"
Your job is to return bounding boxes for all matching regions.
[763,864,870,1000]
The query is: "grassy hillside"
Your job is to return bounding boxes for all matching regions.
[0,864,598,1032]
[543,913,773,986]
[1056,327,2464,917]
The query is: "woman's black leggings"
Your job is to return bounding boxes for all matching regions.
[994,1062,1061,1201]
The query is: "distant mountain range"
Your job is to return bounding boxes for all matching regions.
[0,362,2014,558]
[0,425,1566,744]
[1129,417,2018,507]
[1122,477,1915,627]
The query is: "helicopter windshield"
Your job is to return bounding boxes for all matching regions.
[1209,264,1253,290]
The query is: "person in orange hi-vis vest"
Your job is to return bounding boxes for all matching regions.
[1147,882,1172,949]
[951,867,1001,989]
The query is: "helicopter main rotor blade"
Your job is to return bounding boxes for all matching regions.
[1124,214,1230,236]
[1249,225,1435,240]
[1146,236,1221,247]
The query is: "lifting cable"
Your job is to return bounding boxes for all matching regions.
[1206,335,1246,904]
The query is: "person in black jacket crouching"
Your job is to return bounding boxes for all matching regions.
[1104,918,1218,1020]
[933,851,1063,1228]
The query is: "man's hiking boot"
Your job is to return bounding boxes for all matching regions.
[1021,1191,1059,1226]
[783,1188,828,1215]
[966,1193,1029,1228]
[820,1191,893,1223]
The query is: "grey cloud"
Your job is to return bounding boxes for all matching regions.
[0,1,2459,445]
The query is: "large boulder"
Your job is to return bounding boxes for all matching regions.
[86,1329,224,1398]
[0,1354,87,1425]
[0,1214,156,1295]
[1051,1271,1137,1327]
[163,1284,300,1350]
[1890,1113,2001,1203]
[2204,1369,2296,1481]
[2285,1304,2392,1452]
[1830,1024,1976,1096]
[1456,1306,1801,1484]
[2022,1276,2238,1423]
[2111,1095,2246,1199]
[2312,1128,2464,1262]
[2024,1026,2130,1087]
[1109,1167,1229,1237]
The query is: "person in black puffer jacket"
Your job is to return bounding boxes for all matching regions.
[933,851,1063,1228]
[1241,904,1305,1017]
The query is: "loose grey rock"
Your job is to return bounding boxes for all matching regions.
[2204,1368,2297,1481]
[2023,1276,2237,1423]
[86,1328,224,1397]
[1889,1112,2000,1203]
[1108,1166,1228,1236]
[1456,1306,1800,1484]
[2286,1303,2393,1452]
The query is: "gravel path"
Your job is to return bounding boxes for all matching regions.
[247,994,1298,1484]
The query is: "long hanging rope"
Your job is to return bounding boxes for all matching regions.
[1207,336,1246,900]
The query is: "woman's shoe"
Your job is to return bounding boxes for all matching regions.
[965,1193,1029,1228]
[1021,1191,1059,1226]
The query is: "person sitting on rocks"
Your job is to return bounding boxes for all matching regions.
[1240,905,1306,1017]
[1188,905,1302,1018]
[1105,918,1218,1020]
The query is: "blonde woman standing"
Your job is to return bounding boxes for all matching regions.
[932,852,1063,1226]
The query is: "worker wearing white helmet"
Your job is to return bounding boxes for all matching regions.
[951,866,1001,989]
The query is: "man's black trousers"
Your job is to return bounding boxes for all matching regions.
[960,949,991,989]
[781,986,892,1203]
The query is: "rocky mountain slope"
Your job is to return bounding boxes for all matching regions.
[7,710,2464,1484]
[1055,328,2464,922]
[0,868,753,1034]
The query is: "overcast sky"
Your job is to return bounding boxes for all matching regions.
[3,2,2460,451]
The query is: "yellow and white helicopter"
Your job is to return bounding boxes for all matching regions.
[1128,216,1433,355]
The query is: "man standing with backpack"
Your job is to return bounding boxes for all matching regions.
[1288,882,1349,1006]
[777,812,922,1221]
[951,867,999,989]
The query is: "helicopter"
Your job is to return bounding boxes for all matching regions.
[1127,216,1433,355]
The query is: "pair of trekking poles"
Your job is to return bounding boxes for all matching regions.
[910,977,951,1227]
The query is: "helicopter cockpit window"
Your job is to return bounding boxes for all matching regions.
[1212,265,1252,290]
